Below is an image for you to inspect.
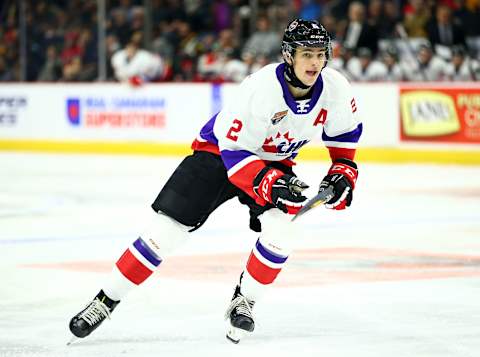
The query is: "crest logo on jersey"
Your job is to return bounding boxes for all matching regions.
[262,131,309,155]
[296,100,310,114]
[271,110,288,125]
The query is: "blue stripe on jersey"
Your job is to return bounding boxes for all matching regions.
[199,113,219,145]
[133,237,162,267]
[275,63,324,115]
[322,123,363,143]
[256,239,288,264]
[220,149,256,171]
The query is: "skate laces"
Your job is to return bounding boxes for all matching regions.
[224,295,254,320]
[78,299,111,326]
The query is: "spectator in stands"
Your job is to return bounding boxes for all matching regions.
[216,28,238,55]
[453,0,480,38]
[329,44,356,81]
[222,48,249,82]
[105,34,121,79]
[319,13,338,40]
[404,42,448,81]
[129,6,146,35]
[445,45,480,81]
[109,8,132,46]
[402,0,431,38]
[427,4,466,50]
[242,51,267,75]
[341,1,379,56]
[172,20,202,80]
[196,28,239,81]
[380,45,408,81]
[61,31,83,67]
[242,16,280,61]
[61,56,83,82]
[378,0,402,39]
[111,41,163,85]
[197,42,225,81]
[253,53,270,72]
[0,56,17,81]
[3,0,479,83]
[212,0,233,33]
[367,0,383,30]
[78,28,98,81]
[37,45,62,81]
[152,21,175,58]
[346,47,388,81]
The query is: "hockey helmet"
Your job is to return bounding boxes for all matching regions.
[282,19,332,63]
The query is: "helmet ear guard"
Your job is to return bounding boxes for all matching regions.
[281,43,295,65]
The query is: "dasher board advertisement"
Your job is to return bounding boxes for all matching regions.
[400,86,480,144]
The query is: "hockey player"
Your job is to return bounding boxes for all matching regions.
[69,19,362,344]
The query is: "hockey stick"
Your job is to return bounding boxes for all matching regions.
[395,23,428,81]
[291,185,335,221]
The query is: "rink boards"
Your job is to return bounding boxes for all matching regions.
[0,82,479,164]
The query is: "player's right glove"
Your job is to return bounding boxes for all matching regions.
[319,158,358,210]
[253,167,308,214]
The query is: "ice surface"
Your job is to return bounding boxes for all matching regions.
[1,152,480,357]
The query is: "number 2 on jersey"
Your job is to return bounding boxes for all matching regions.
[226,119,243,142]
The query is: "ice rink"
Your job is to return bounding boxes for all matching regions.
[1,152,480,357]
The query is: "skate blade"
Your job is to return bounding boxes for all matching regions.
[226,325,247,344]
[66,336,79,346]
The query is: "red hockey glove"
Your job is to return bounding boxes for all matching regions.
[253,167,308,214]
[319,158,358,210]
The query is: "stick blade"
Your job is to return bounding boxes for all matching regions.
[292,186,335,221]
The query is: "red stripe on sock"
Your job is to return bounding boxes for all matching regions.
[116,249,153,285]
[246,251,281,285]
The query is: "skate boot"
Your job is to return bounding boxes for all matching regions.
[69,290,120,340]
[224,285,255,344]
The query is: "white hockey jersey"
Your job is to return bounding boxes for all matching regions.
[192,63,362,202]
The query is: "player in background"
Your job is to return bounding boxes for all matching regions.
[68,19,362,344]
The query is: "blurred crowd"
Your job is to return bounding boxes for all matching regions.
[1,0,479,83]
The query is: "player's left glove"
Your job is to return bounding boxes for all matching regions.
[320,158,358,210]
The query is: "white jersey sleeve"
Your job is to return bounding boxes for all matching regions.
[320,68,362,155]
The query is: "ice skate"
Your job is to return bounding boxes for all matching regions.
[68,290,120,342]
[224,285,255,344]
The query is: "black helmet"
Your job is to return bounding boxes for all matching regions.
[282,19,332,62]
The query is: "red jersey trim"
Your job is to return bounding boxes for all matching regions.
[229,159,267,204]
[191,139,220,155]
[327,147,356,162]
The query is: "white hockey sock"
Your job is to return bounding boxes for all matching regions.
[240,269,268,303]
[102,211,189,301]
[240,210,293,302]
[103,266,136,301]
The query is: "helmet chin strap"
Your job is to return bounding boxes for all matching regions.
[284,61,311,90]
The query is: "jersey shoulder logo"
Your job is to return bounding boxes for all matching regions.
[271,110,288,125]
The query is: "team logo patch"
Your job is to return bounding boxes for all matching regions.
[262,130,309,155]
[271,110,288,125]
[288,20,298,31]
